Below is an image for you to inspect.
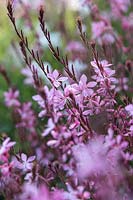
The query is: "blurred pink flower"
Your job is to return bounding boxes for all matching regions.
[91,60,115,82]
[110,0,131,18]
[73,137,108,179]
[4,88,20,107]
[66,41,87,60]
[20,183,64,200]
[16,102,36,130]
[92,21,115,44]
[0,138,16,160]
[0,162,14,176]
[21,68,34,85]
[42,118,55,137]
[125,104,133,116]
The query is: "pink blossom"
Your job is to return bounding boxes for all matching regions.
[19,184,50,200]
[0,162,14,176]
[122,13,133,30]
[110,0,131,18]
[91,60,116,92]
[47,69,68,88]
[83,95,105,115]
[91,60,115,78]
[114,77,128,92]
[4,88,20,107]
[125,104,133,116]
[92,21,115,44]
[73,137,108,179]
[0,138,16,160]
[66,41,86,52]
[64,184,91,200]
[42,118,55,137]
[17,153,35,172]
[53,90,67,110]
[47,140,58,147]
[20,184,64,200]
[21,67,34,85]
[32,86,54,117]
[16,102,36,129]
[66,41,87,60]
[32,94,47,117]
[105,128,116,147]
[73,136,124,182]
[72,74,96,97]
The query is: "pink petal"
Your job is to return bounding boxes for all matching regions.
[27,156,36,162]
[21,153,27,162]
[53,81,61,88]
[3,138,10,146]
[80,74,87,84]
[42,128,51,137]
[116,135,122,144]
[47,140,58,146]
[53,69,59,79]
[38,110,46,118]
[14,90,19,98]
[87,81,97,88]
[90,61,98,68]
[125,104,133,112]
[7,141,16,148]
[83,110,92,115]
[32,95,42,101]
[58,77,68,82]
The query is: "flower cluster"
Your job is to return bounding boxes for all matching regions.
[0,1,132,200]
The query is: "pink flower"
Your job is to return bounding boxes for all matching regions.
[14,0,43,10]
[53,90,66,110]
[0,138,16,158]
[91,60,115,78]
[122,13,133,30]
[4,88,20,107]
[17,153,36,172]
[66,41,86,52]
[16,102,36,129]
[32,94,45,108]
[47,69,68,88]
[114,77,128,92]
[105,128,116,148]
[91,60,116,92]
[73,137,108,179]
[66,41,87,60]
[72,74,96,97]
[20,184,64,200]
[125,104,133,116]
[32,86,54,117]
[110,0,131,18]
[92,21,115,44]
[0,162,14,176]
[42,118,55,137]
[83,95,105,115]
[20,184,50,200]
[21,67,34,85]
[64,184,91,200]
